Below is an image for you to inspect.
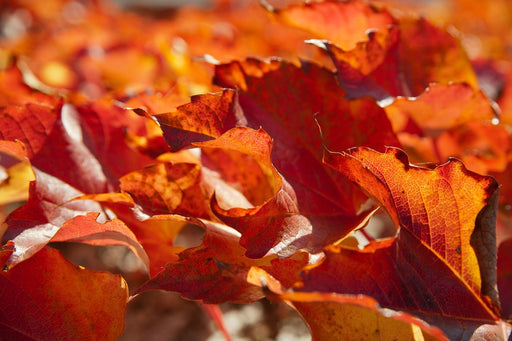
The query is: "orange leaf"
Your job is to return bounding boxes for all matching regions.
[0,247,128,340]
[51,212,150,271]
[300,146,502,335]
[324,147,498,302]
[120,162,206,216]
[385,83,497,134]
[267,0,396,51]
[137,219,274,304]
[277,291,448,341]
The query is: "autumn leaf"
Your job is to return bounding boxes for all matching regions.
[296,146,501,336]
[75,189,209,277]
[1,168,147,269]
[498,238,512,319]
[274,291,448,341]
[274,1,477,99]
[0,246,128,340]
[156,58,399,257]
[136,218,274,304]
[51,212,150,270]
[385,83,497,134]
[265,0,396,51]
[0,140,34,226]
[119,162,206,216]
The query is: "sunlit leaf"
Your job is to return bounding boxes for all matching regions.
[293,146,502,336]
[276,291,448,341]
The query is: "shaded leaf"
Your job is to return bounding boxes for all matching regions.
[2,168,108,267]
[0,247,128,340]
[51,212,149,271]
[137,219,275,304]
[498,238,512,319]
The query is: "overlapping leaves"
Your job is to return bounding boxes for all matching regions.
[1,0,511,339]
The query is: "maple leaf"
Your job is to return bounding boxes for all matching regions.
[271,0,477,99]
[383,82,504,173]
[0,71,154,268]
[157,59,400,257]
[136,217,309,304]
[294,146,501,337]
[0,244,128,340]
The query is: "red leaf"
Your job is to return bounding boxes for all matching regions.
[2,169,109,267]
[211,60,399,255]
[296,147,501,335]
[119,162,207,217]
[287,2,477,98]
[0,247,128,340]
[157,59,400,256]
[137,219,273,304]
[75,192,196,277]
[498,238,512,319]
[51,212,149,271]
[0,64,60,108]
[397,17,478,96]
[0,100,62,159]
[267,0,396,51]
[155,90,241,151]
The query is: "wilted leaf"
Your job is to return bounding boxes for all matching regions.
[0,246,128,340]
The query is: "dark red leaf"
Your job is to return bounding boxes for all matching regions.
[498,238,512,319]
